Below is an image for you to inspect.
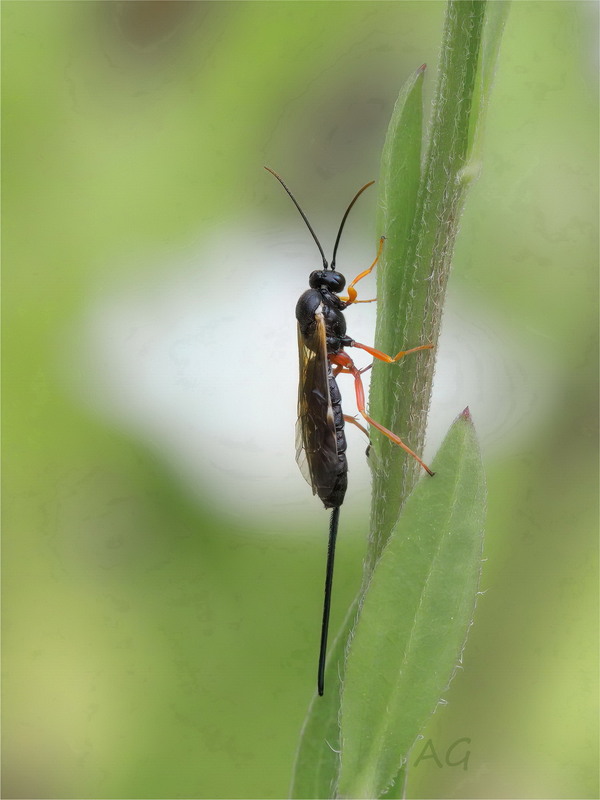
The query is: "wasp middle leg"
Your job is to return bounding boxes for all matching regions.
[351,341,433,363]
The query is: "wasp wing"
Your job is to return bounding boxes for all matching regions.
[295,306,339,497]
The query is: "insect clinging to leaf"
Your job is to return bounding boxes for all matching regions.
[265,166,434,696]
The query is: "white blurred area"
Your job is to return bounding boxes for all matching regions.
[69,225,556,525]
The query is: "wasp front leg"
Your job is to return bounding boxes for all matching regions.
[339,236,385,306]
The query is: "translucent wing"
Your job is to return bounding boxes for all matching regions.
[295,306,339,496]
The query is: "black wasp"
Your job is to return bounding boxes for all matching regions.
[265,167,434,696]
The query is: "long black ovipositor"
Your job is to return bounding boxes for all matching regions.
[318,506,340,696]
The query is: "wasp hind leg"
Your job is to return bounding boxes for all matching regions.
[330,351,434,476]
[343,414,369,438]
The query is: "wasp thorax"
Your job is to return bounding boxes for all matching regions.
[309,270,346,293]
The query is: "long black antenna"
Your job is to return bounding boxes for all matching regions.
[264,166,328,270]
[318,506,340,696]
[330,180,375,271]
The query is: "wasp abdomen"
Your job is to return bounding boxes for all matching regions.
[321,371,347,509]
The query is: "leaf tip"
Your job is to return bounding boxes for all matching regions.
[417,62,427,74]
[461,406,472,421]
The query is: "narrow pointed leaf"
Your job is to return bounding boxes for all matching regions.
[466,1,511,166]
[373,63,425,365]
[337,410,486,799]
[368,0,507,567]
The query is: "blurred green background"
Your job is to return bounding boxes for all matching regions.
[2,2,598,798]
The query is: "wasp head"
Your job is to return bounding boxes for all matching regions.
[309,270,346,293]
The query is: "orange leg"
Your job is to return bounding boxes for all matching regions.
[344,297,377,304]
[330,351,434,476]
[340,236,385,305]
[334,363,373,376]
[343,414,370,438]
[351,341,433,363]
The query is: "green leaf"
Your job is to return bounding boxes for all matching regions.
[368,0,508,570]
[373,63,425,366]
[466,1,511,167]
[337,410,486,799]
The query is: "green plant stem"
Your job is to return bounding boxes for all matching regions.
[290,3,509,797]
[367,0,490,575]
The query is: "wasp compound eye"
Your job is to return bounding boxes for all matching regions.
[309,270,346,292]
[324,271,346,292]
